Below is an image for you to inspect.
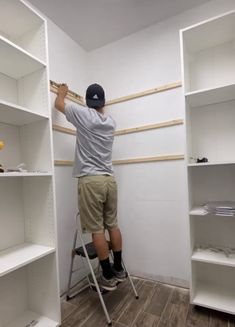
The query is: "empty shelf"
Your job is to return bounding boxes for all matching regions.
[0,36,45,79]
[193,282,235,315]
[186,83,235,108]
[0,99,48,125]
[0,243,55,277]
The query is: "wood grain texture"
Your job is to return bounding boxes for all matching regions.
[106,81,182,105]
[53,124,76,136]
[52,119,184,138]
[61,278,233,327]
[112,154,184,165]
[114,119,184,136]
[118,282,156,326]
[209,311,229,327]
[186,305,210,327]
[61,300,77,321]
[50,80,182,107]
[132,311,159,327]
[54,160,73,166]
[50,80,85,106]
[54,154,185,167]
[145,283,174,317]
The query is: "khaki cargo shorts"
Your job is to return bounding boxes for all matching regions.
[78,175,118,233]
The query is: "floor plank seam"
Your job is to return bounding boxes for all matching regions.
[156,287,175,327]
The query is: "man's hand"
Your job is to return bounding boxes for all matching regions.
[55,83,69,114]
[58,84,68,98]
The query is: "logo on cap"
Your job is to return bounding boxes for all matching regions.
[93,94,99,99]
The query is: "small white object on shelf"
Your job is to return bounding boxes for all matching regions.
[190,206,208,216]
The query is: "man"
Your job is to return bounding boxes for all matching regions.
[55,83,126,291]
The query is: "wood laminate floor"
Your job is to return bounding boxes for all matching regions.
[61,278,235,327]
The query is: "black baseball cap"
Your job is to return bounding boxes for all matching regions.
[86,83,105,109]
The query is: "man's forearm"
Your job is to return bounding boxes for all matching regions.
[55,94,66,114]
[54,84,68,115]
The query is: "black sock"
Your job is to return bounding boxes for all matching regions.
[113,250,123,271]
[100,257,114,279]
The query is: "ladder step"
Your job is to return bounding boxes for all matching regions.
[75,241,111,259]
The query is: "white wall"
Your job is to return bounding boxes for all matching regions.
[87,0,235,287]
[30,0,235,294]
[46,20,89,295]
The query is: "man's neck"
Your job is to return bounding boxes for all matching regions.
[96,106,105,115]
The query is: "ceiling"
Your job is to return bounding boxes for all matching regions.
[29,0,210,51]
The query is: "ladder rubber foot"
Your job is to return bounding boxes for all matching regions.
[136,296,139,299]
[108,322,112,326]
[66,295,71,301]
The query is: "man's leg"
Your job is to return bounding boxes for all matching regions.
[78,176,116,290]
[92,232,114,280]
[109,228,124,272]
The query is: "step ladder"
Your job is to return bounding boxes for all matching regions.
[66,212,139,326]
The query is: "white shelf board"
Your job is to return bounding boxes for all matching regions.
[192,249,235,267]
[188,161,235,167]
[182,10,235,53]
[6,310,59,327]
[193,282,235,315]
[0,172,52,177]
[0,99,49,125]
[0,243,55,277]
[185,83,235,108]
[0,35,46,79]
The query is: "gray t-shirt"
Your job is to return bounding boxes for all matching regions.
[65,103,116,177]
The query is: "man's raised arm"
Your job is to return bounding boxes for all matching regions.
[55,84,68,114]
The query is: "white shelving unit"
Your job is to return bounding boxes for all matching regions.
[180,10,235,314]
[0,1,61,326]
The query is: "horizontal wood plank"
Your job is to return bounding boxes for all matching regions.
[52,119,184,138]
[50,80,182,107]
[115,119,183,136]
[54,154,184,167]
[106,81,182,105]
[52,124,76,136]
[112,154,184,165]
